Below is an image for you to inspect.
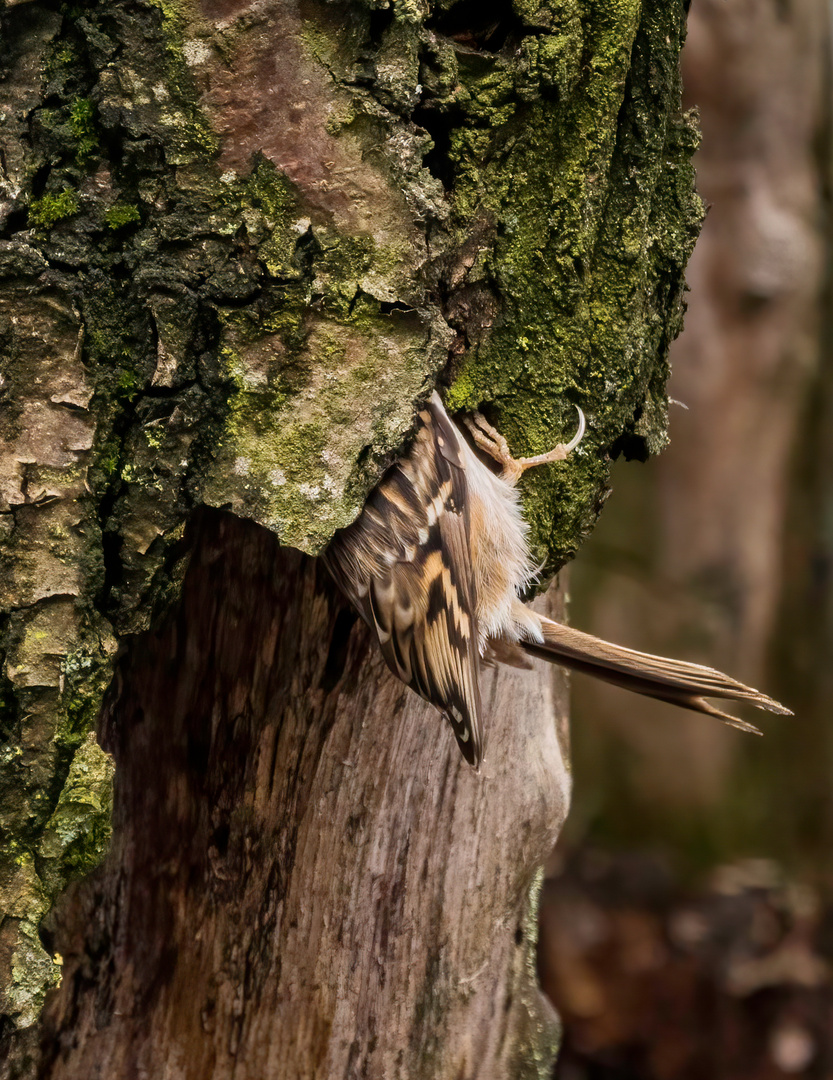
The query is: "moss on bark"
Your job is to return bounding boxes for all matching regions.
[0,0,700,1047]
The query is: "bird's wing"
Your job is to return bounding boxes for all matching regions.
[324,394,484,766]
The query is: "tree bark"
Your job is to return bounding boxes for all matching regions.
[37,511,571,1078]
[0,0,699,1073]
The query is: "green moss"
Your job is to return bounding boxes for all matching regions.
[202,297,449,549]
[245,156,297,222]
[509,867,562,1078]
[437,0,700,575]
[147,0,188,59]
[82,284,152,413]
[239,158,305,277]
[1,0,700,1050]
[38,732,114,892]
[227,156,394,306]
[104,203,141,230]
[133,0,219,164]
[43,40,81,83]
[28,190,79,229]
[57,647,113,753]
[98,444,120,478]
[69,97,98,160]
[299,16,370,85]
[114,368,141,401]
[1,854,58,1028]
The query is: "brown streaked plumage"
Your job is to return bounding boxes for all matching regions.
[324,392,791,768]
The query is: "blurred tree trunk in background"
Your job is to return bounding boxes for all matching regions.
[541,849,832,1080]
[561,0,831,866]
[542,2,833,1074]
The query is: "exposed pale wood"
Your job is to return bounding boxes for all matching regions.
[39,511,570,1078]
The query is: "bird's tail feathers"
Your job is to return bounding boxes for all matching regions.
[522,615,792,734]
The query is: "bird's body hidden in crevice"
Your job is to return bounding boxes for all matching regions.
[324,392,791,768]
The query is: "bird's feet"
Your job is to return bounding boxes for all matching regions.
[464,406,585,485]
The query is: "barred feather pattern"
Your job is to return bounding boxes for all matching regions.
[324,394,485,765]
[324,392,791,769]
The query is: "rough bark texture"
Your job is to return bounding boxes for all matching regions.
[0,0,700,1072]
[36,511,570,1078]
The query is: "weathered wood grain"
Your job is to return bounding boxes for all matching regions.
[39,510,570,1078]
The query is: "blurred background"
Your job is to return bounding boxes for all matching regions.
[538,1,833,1075]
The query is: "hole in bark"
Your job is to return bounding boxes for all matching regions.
[29,163,51,200]
[210,822,230,857]
[608,430,649,463]
[2,206,28,234]
[321,606,359,692]
[412,101,464,190]
[186,726,211,775]
[99,526,125,605]
[367,5,395,44]
[608,405,650,463]
[0,658,19,752]
[426,0,522,52]
[378,300,414,315]
[292,227,321,278]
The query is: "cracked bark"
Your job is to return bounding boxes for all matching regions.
[38,512,571,1078]
[0,0,698,1074]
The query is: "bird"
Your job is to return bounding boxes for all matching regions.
[323,391,792,768]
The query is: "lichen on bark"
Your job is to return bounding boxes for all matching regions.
[0,0,700,1051]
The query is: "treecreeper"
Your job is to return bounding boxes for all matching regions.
[325,392,792,768]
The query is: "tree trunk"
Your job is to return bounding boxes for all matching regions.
[0,0,699,1073]
[38,510,571,1077]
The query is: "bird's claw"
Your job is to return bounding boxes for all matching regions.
[465,405,585,484]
